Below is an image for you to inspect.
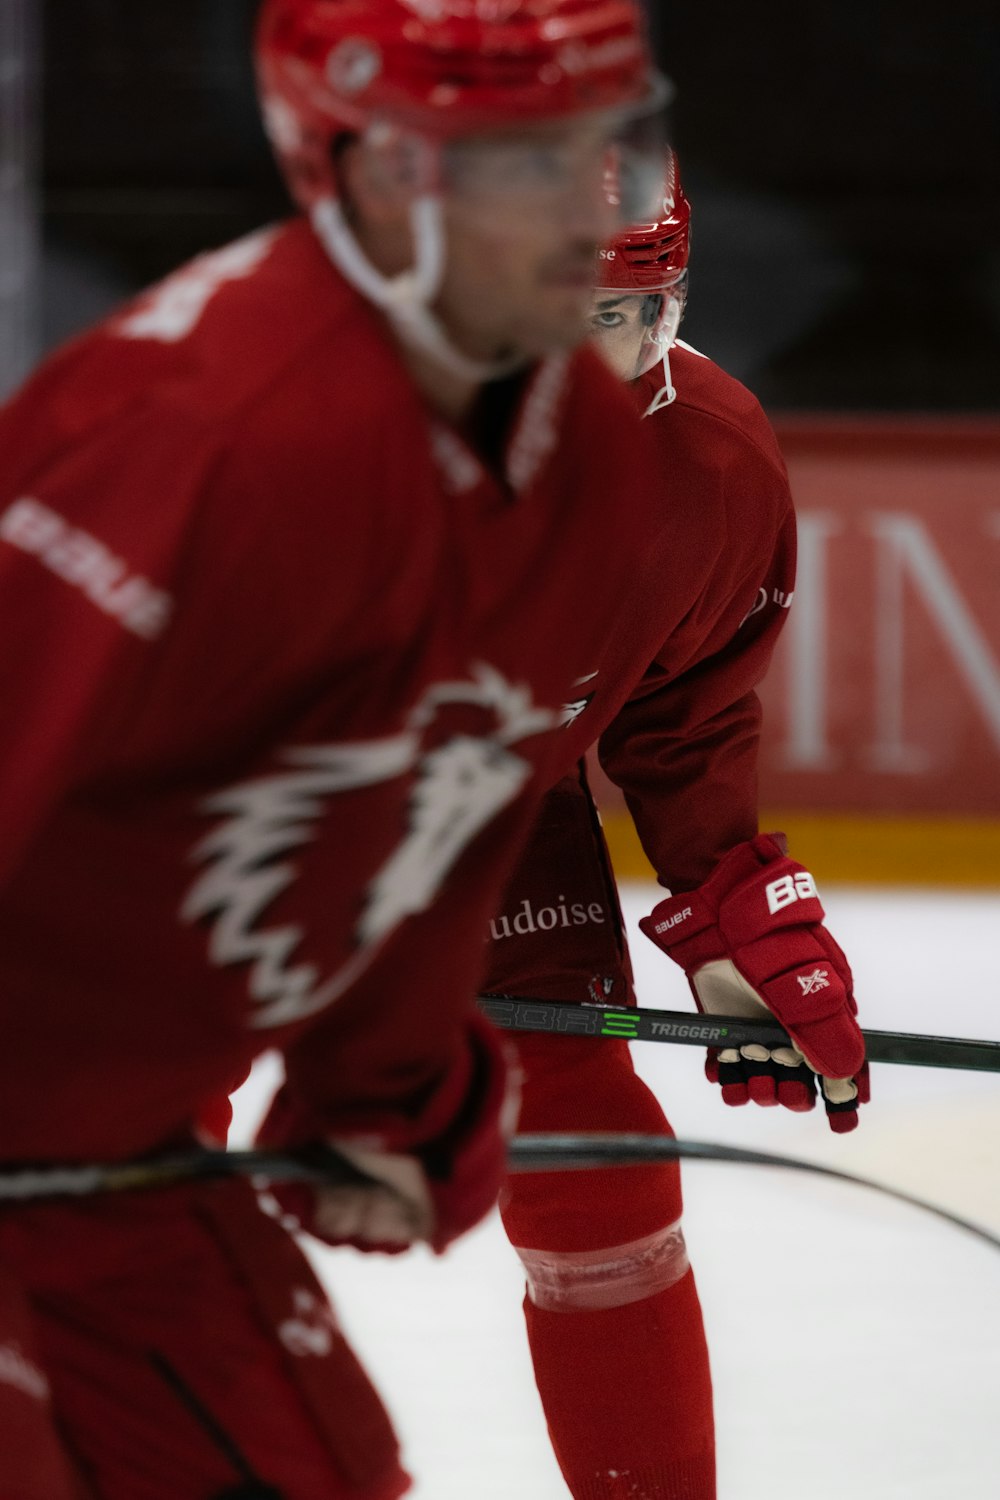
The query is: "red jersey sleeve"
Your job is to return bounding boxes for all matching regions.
[597,351,797,892]
[0,495,171,892]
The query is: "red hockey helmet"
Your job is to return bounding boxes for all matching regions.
[596,152,691,294]
[593,154,692,403]
[255,0,665,212]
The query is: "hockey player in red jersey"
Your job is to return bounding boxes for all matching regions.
[0,4,698,1497]
[484,164,869,1500]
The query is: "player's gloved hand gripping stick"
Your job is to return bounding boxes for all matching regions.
[256,1012,519,1252]
[640,833,868,1131]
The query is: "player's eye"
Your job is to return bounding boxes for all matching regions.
[591,312,626,330]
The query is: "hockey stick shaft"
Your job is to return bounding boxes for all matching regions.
[0,1136,996,1253]
[478,994,1000,1073]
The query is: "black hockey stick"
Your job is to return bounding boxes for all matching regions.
[478,993,1000,1073]
[0,1134,997,1254]
[512,1133,1000,1255]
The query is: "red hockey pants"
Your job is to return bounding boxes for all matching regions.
[0,1177,409,1500]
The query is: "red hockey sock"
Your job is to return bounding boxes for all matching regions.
[523,1268,715,1500]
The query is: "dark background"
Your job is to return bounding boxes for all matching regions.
[22,1,1000,410]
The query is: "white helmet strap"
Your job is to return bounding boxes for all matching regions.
[311,194,524,385]
[642,293,683,414]
[311,195,444,308]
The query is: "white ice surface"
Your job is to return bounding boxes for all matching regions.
[230,884,1000,1499]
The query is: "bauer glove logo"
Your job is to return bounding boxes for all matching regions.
[765,870,818,915]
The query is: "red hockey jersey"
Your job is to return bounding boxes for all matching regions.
[596,343,796,887]
[0,220,673,1163]
[482,341,796,1000]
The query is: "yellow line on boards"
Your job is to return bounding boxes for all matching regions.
[601,812,1000,888]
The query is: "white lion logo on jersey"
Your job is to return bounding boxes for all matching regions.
[182,663,556,1029]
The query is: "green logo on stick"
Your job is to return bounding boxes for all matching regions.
[600,1012,639,1039]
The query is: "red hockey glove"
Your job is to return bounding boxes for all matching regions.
[639,833,868,1132]
[257,1013,519,1254]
